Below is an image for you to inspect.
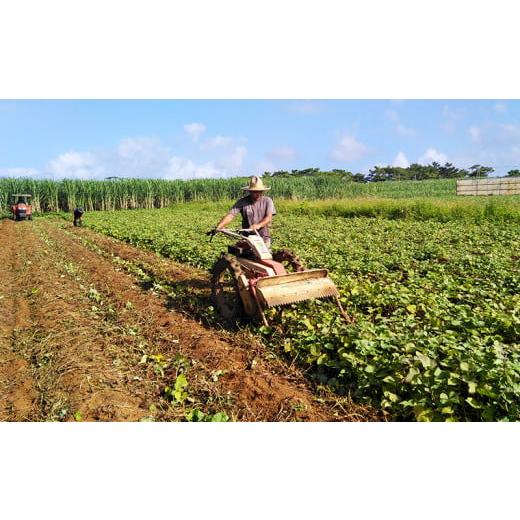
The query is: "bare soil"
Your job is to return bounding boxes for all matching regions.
[0,218,380,422]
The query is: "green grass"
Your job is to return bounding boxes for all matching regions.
[277,197,520,223]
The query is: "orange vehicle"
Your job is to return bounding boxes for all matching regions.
[10,194,33,221]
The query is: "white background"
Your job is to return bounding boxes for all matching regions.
[1,1,519,518]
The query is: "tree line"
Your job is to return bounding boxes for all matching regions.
[264,164,520,182]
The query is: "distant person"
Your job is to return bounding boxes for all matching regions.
[215,176,276,248]
[73,207,85,227]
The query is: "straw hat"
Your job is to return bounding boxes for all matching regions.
[242,176,270,192]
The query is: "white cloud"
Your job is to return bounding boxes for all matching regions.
[216,145,247,172]
[463,121,520,152]
[469,125,481,143]
[396,123,416,137]
[200,135,233,150]
[418,147,448,165]
[494,102,507,113]
[442,105,464,119]
[117,136,167,159]
[500,123,520,139]
[165,157,221,179]
[332,135,368,162]
[0,167,40,177]
[256,160,277,174]
[41,136,249,180]
[48,151,107,179]
[269,146,296,160]
[183,122,206,142]
[440,120,520,175]
[386,109,416,136]
[441,105,464,134]
[392,152,410,168]
[116,137,171,177]
[230,145,247,169]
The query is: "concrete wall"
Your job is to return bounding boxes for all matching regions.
[456,177,520,196]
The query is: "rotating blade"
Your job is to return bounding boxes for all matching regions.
[255,269,340,308]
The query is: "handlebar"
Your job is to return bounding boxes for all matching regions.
[207,227,261,241]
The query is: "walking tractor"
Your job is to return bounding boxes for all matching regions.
[208,228,348,326]
[10,194,33,221]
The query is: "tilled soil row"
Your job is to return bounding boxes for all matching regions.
[2,219,159,421]
[50,219,379,421]
[0,220,39,420]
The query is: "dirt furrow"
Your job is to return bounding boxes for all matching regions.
[0,220,40,420]
[1,219,158,421]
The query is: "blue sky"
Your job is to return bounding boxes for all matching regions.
[1,100,519,179]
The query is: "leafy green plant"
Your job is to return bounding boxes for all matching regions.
[164,373,189,404]
[83,201,520,421]
[186,409,229,422]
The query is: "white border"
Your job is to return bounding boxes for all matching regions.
[0,0,519,98]
[1,423,519,519]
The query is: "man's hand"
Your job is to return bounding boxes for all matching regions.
[248,223,259,231]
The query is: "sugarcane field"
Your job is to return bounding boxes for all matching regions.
[1,172,518,422]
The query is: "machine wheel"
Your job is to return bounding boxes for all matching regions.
[28,215,33,221]
[211,254,245,320]
[272,249,305,272]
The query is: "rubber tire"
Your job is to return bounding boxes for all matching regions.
[211,254,245,321]
[28,215,33,221]
[272,249,305,272]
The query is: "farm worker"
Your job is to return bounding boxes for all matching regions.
[73,207,85,227]
[215,176,276,248]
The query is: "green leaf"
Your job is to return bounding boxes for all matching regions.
[383,390,400,403]
[416,352,436,369]
[302,318,314,330]
[467,381,477,394]
[175,373,188,392]
[209,412,229,422]
[415,407,434,422]
[186,409,206,422]
[404,342,416,352]
[405,367,419,383]
[465,397,481,409]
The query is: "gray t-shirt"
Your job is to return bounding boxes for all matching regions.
[230,195,276,240]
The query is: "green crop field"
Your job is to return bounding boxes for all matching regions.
[82,200,520,422]
[1,177,460,213]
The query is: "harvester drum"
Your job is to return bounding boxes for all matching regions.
[208,228,348,325]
